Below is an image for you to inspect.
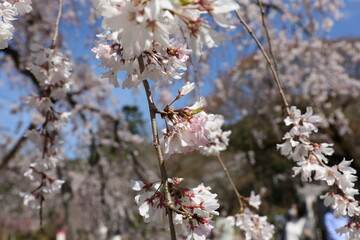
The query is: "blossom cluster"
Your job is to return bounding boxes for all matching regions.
[277,106,360,238]
[92,34,191,88]
[0,0,32,49]
[21,44,72,209]
[160,82,231,159]
[131,177,219,240]
[91,0,239,88]
[225,191,274,240]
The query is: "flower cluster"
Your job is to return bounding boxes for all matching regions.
[92,34,191,88]
[131,178,219,240]
[0,0,32,49]
[277,106,360,238]
[160,82,231,159]
[91,0,239,88]
[226,192,274,240]
[21,44,72,208]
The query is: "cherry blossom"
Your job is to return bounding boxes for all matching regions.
[160,94,231,159]
[131,178,219,240]
[0,0,32,49]
[278,106,360,237]
[91,0,239,87]
[226,192,274,240]
[21,45,73,209]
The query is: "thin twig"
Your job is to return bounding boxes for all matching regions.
[138,56,177,240]
[51,0,64,49]
[257,0,280,81]
[189,55,202,97]
[235,10,290,115]
[216,153,244,212]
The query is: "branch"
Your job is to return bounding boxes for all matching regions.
[51,0,64,49]
[2,46,41,92]
[138,56,177,240]
[0,122,36,170]
[257,0,280,83]
[235,10,290,115]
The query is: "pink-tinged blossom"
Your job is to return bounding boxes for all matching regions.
[161,115,209,159]
[169,39,192,63]
[161,96,230,158]
[92,43,113,60]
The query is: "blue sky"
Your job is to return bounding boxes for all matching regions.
[330,0,360,39]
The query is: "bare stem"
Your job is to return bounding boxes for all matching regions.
[51,0,64,49]
[216,153,244,212]
[138,57,177,240]
[235,10,290,115]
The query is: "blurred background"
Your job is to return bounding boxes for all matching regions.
[0,0,359,239]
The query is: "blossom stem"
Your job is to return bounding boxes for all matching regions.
[234,10,290,116]
[216,153,244,212]
[138,56,177,240]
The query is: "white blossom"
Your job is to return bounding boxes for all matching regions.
[131,178,219,240]
[249,191,261,209]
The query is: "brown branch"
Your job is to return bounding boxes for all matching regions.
[138,56,177,240]
[2,46,41,92]
[0,122,36,170]
[235,10,290,115]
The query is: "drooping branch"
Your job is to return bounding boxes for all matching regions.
[257,0,280,83]
[235,10,290,115]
